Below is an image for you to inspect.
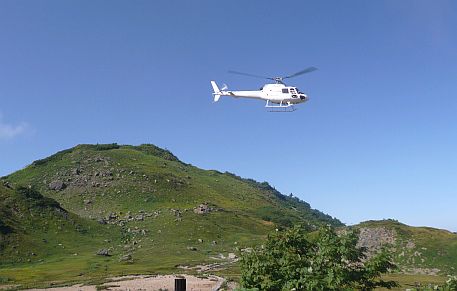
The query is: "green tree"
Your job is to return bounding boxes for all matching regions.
[240,225,398,290]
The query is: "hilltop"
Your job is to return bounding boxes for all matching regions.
[0,143,340,288]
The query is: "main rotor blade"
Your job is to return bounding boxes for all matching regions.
[283,67,318,79]
[228,70,271,80]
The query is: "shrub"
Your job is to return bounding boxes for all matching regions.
[240,225,398,290]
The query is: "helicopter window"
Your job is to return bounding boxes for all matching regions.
[282,89,289,93]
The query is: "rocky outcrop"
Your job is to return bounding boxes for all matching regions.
[357,227,396,256]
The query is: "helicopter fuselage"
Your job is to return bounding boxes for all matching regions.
[217,83,309,105]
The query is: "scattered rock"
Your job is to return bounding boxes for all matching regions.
[187,246,198,251]
[134,214,144,221]
[228,253,237,260]
[119,254,133,263]
[357,227,396,257]
[98,218,107,225]
[48,180,66,191]
[194,203,213,215]
[2,181,13,189]
[96,249,111,256]
[406,240,416,249]
[107,212,118,221]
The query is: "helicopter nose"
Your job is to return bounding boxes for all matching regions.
[300,94,308,101]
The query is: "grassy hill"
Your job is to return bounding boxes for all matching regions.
[0,143,341,288]
[355,220,457,276]
[2,143,456,289]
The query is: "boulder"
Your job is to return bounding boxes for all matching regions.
[193,203,213,215]
[48,180,66,191]
[96,249,111,256]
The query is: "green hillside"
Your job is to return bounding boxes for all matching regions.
[355,220,457,275]
[0,143,341,288]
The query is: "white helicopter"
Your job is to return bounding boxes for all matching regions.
[211,67,317,112]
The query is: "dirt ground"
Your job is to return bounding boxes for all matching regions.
[26,274,228,291]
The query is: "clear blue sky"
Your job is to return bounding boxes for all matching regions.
[1,1,456,230]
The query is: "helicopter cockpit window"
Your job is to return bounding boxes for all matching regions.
[282,88,289,93]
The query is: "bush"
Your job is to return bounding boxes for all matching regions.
[240,225,398,290]
[92,143,120,151]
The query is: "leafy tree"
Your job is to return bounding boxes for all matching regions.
[240,225,398,290]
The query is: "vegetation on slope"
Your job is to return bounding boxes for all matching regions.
[355,220,457,275]
[0,143,341,288]
[240,225,397,290]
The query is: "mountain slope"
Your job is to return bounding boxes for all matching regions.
[5,144,340,228]
[355,220,457,275]
[0,184,117,266]
[0,143,341,287]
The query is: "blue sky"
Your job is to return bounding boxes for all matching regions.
[1,1,456,230]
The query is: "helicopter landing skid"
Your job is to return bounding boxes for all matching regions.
[265,100,297,112]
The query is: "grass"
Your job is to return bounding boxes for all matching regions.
[2,144,456,289]
[0,144,341,288]
[357,220,457,274]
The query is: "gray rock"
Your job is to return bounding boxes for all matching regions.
[2,181,13,189]
[134,214,144,221]
[228,253,237,259]
[97,218,107,225]
[356,227,396,257]
[48,180,66,191]
[119,254,133,262]
[109,212,117,219]
[96,249,111,256]
[193,203,213,215]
